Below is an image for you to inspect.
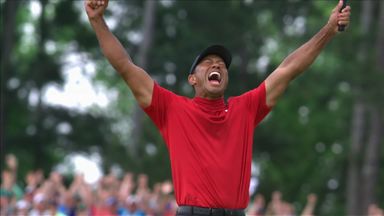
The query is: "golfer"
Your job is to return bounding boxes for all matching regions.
[85,0,351,215]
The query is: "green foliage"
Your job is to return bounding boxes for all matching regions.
[2,0,118,177]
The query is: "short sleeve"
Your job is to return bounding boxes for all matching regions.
[143,82,176,130]
[241,82,271,126]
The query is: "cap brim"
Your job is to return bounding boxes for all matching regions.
[189,45,232,74]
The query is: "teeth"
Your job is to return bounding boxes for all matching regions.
[209,72,221,80]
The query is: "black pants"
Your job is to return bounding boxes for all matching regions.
[176,206,245,216]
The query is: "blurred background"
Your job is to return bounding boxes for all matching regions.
[1,0,383,215]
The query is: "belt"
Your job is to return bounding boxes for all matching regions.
[177,206,245,216]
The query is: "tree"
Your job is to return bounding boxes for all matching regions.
[129,0,157,159]
[1,0,21,160]
[346,1,384,215]
[2,0,117,177]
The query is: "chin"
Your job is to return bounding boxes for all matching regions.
[212,85,226,92]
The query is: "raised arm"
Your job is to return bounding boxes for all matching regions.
[265,0,351,108]
[85,0,154,108]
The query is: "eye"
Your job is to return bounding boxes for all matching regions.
[201,59,212,65]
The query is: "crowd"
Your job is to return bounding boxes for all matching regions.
[1,154,176,216]
[1,154,383,216]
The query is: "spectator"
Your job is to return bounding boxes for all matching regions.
[265,191,295,216]
[24,171,39,203]
[118,195,146,216]
[118,172,135,204]
[15,199,31,216]
[301,193,317,216]
[247,194,266,216]
[368,204,384,216]
[28,192,49,216]
[1,156,18,216]
[0,182,15,216]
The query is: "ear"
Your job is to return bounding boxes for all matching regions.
[188,74,196,86]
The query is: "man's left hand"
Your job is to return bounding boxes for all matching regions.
[328,0,351,33]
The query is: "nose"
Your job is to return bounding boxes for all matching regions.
[211,62,220,69]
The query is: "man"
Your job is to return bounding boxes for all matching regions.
[85,0,350,215]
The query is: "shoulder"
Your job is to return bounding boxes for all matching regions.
[145,82,189,109]
[228,82,266,101]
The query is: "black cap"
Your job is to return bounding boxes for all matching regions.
[189,45,232,74]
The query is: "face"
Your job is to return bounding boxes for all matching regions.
[188,54,229,99]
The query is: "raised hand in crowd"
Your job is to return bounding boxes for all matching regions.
[301,193,317,216]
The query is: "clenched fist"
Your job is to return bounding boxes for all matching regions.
[85,0,109,20]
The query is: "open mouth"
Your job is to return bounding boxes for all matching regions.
[208,71,221,85]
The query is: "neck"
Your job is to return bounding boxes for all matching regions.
[192,96,226,113]
[195,94,223,100]
[194,89,224,100]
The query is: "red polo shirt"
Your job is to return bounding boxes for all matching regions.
[143,82,270,209]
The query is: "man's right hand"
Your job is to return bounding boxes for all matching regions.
[85,0,109,20]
